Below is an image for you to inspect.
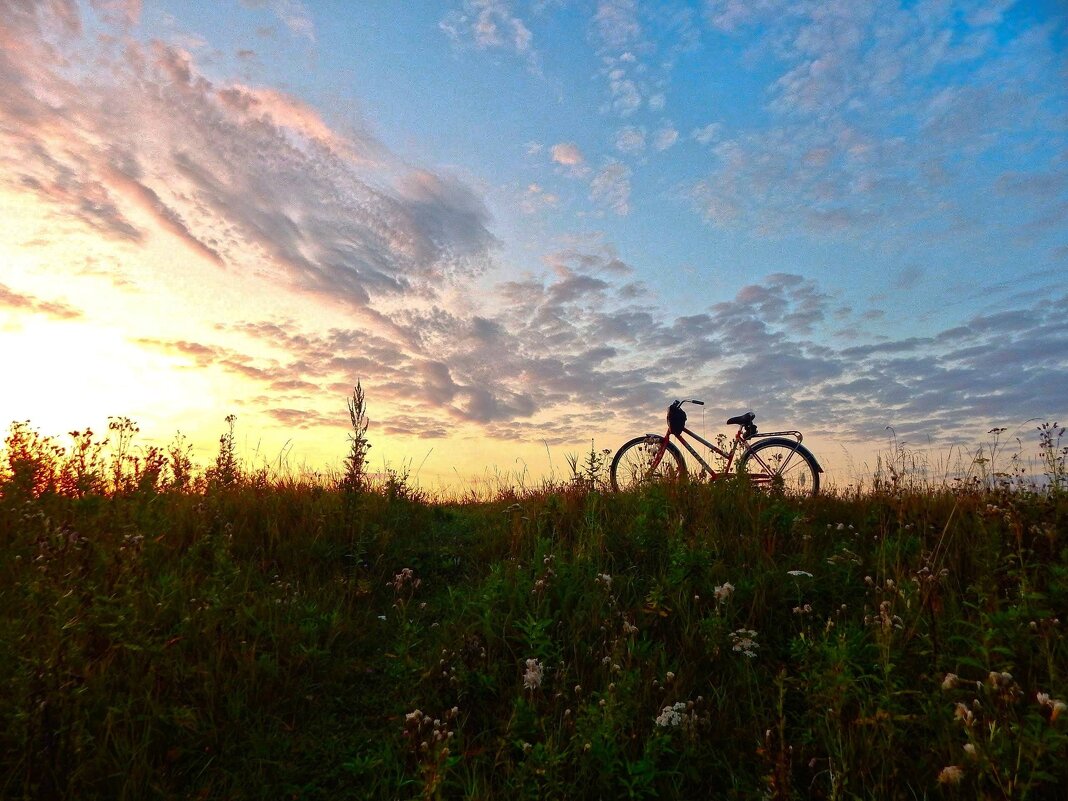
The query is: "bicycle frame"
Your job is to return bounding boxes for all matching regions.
[651,424,806,482]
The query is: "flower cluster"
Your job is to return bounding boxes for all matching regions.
[532,554,556,595]
[523,658,544,691]
[401,707,458,757]
[713,582,734,603]
[866,600,904,631]
[730,628,759,658]
[655,701,689,727]
[390,567,421,593]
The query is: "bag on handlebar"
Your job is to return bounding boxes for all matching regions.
[667,402,687,435]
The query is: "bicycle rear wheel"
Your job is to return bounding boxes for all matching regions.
[738,438,820,497]
[610,436,687,492]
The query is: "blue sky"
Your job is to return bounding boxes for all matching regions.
[1,1,1066,485]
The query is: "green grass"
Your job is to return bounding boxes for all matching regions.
[1,421,1067,800]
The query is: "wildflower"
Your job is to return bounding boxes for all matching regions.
[954,703,974,726]
[729,629,759,658]
[391,568,421,593]
[963,744,977,759]
[937,765,964,785]
[622,619,638,635]
[942,673,959,690]
[523,658,544,691]
[713,582,734,603]
[987,671,1013,687]
[1038,692,1067,721]
[595,573,612,588]
[655,702,688,727]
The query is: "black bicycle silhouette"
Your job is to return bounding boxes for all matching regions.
[610,399,822,496]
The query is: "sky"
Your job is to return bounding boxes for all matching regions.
[1,0,1066,489]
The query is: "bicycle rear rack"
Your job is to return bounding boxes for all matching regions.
[748,430,804,443]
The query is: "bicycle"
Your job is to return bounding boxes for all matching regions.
[609,399,823,496]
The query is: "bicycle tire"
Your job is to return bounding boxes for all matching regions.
[610,436,687,492]
[738,438,820,497]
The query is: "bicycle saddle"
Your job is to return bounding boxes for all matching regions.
[726,412,755,426]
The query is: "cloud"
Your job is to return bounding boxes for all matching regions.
[0,282,82,320]
[440,0,538,71]
[520,183,559,213]
[139,258,1068,450]
[691,1,1068,245]
[590,161,632,215]
[692,123,722,145]
[0,5,497,314]
[604,66,642,115]
[614,125,646,153]
[89,0,141,27]
[551,142,584,167]
[652,125,678,151]
[593,0,641,50]
[240,0,315,42]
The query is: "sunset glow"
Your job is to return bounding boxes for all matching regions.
[2,1,1066,489]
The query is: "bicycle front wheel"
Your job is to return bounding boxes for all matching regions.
[738,438,820,497]
[610,436,687,492]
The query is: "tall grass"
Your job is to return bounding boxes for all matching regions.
[0,417,1065,799]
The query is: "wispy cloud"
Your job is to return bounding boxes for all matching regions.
[693,1,1068,246]
[0,283,82,320]
[440,0,539,71]
[589,161,632,215]
[240,0,315,42]
[1,5,496,316]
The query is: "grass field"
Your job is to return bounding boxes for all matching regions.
[1,419,1066,800]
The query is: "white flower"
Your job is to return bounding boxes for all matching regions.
[523,658,544,691]
[942,673,959,690]
[729,629,759,658]
[713,582,734,603]
[655,701,688,728]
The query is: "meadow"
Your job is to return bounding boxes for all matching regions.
[0,413,1066,800]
